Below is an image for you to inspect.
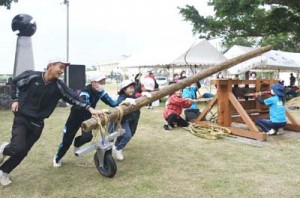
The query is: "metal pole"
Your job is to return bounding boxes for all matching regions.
[64,0,70,85]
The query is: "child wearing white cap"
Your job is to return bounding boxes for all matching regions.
[109,80,140,161]
[0,60,101,186]
[53,73,119,167]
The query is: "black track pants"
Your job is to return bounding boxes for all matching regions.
[0,114,44,174]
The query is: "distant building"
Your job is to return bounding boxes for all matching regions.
[95,55,130,75]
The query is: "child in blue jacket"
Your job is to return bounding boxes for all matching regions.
[255,83,286,135]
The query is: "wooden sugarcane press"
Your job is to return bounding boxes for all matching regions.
[195,79,300,141]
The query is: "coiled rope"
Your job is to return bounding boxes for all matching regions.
[188,123,231,140]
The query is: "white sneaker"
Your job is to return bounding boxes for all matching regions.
[53,156,62,168]
[267,129,276,135]
[113,147,124,161]
[0,170,12,186]
[0,142,9,165]
[74,147,80,155]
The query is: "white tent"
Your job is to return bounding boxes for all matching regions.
[173,39,227,67]
[276,51,300,66]
[118,42,192,68]
[224,45,300,74]
[118,39,227,68]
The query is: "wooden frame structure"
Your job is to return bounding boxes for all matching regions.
[195,79,300,141]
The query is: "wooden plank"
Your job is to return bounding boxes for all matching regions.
[228,92,259,132]
[231,109,269,115]
[284,123,300,132]
[227,127,267,141]
[286,110,300,125]
[196,96,217,121]
[231,113,268,123]
[216,80,233,127]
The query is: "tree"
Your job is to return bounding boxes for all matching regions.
[0,0,18,9]
[179,0,300,52]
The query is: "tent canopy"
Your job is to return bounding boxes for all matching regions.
[173,39,227,67]
[224,45,300,74]
[118,39,227,68]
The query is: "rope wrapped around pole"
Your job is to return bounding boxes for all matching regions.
[81,45,272,132]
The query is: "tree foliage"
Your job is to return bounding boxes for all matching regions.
[179,0,300,52]
[0,0,18,9]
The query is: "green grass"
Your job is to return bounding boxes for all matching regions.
[1,89,300,197]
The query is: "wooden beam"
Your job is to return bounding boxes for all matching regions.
[217,80,232,127]
[227,127,267,141]
[286,110,300,125]
[196,96,218,121]
[284,123,300,132]
[228,92,259,132]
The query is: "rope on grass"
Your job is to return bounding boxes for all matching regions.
[188,123,231,140]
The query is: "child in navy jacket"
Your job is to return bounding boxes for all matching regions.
[111,80,140,161]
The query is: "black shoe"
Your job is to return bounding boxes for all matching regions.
[164,125,170,130]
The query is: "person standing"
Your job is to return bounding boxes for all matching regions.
[290,73,296,87]
[249,72,257,88]
[179,70,187,80]
[144,69,158,109]
[0,58,102,186]
[172,73,179,83]
[53,73,118,167]
[134,72,142,86]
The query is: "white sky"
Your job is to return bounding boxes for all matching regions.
[0,0,213,74]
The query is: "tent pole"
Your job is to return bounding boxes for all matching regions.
[297,70,300,86]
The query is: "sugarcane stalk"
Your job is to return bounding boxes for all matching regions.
[82,45,272,132]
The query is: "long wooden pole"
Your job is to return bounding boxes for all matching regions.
[82,45,272,132]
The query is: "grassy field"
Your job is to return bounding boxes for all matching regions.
[0,84,300,197]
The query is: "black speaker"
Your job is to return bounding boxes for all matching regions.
[65,65,86,90]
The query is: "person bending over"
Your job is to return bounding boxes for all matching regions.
[0,58,101,186]
[53,73,118,167]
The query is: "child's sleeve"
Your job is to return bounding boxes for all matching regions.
[181,98,192,108]
[117,95,126,104]
[263,97,275,106]
[170,96,192,107]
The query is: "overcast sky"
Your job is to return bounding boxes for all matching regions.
[0,0,213,74]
